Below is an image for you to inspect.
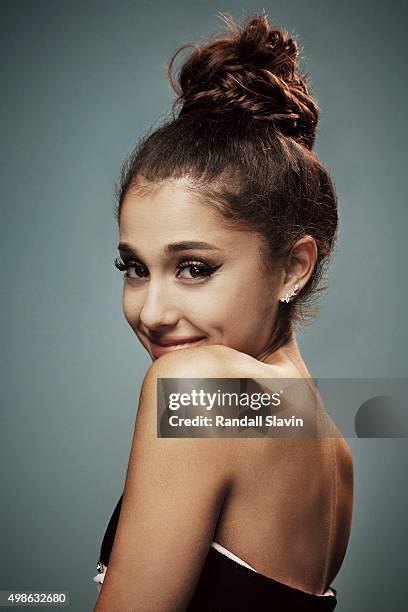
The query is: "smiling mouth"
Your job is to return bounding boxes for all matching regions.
[149,336,207,347]
[146,335,207,358]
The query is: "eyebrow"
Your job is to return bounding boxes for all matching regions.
[117,241,222,257]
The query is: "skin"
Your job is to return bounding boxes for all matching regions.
[93,178,351,610]
[118,177,318,375]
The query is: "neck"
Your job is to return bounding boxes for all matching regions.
[260,333,312,379]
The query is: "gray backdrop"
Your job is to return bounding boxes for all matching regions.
[1,1,407,610]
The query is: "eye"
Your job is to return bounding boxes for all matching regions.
[176,259,221,281]
[114,257,147,279]
[114,256,221,282]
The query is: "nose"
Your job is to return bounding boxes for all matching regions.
[139,281,180,331]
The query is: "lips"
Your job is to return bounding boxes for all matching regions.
[147,335,207,359]
[149,335,206,347]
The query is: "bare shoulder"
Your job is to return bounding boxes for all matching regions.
[139,344,283,452]
[135,344,240,456]
[145,343,257,380]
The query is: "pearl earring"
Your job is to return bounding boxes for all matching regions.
[280,283,299,303]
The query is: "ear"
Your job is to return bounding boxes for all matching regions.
[281,235,317,296]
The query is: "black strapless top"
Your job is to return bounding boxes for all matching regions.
[96,493,338,611]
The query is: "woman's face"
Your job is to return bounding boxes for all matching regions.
[118,179,283,362]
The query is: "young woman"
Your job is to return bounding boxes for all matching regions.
[93,13,353,611]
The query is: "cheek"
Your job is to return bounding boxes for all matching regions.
[217,279,266,313]
[199,288,255,330]
[122,288,142,328]
[209,278,276,331]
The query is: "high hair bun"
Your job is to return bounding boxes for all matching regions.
[167,13,319,150]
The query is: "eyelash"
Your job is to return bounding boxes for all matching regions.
[113,256,221,282]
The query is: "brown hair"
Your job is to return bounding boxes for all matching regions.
[114,12,338,355]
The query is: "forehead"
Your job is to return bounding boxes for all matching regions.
[119,180,257,252]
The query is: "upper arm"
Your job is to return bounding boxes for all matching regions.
[94,346,236,611]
